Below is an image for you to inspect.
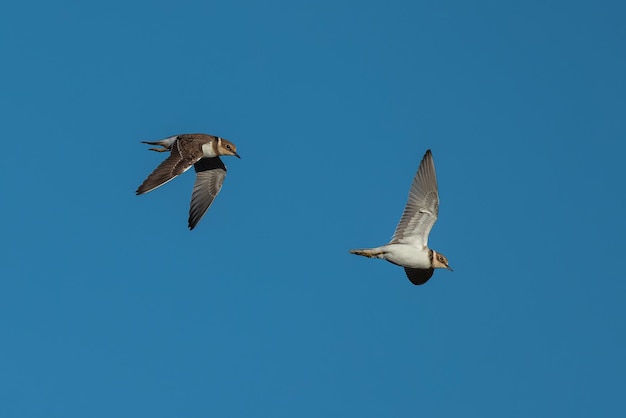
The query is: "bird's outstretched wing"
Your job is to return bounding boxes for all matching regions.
[188,157,227,230]
[390,150,439,248]
[136,140,201,195]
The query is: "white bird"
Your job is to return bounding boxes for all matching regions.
[350,149,452,285]
[136,133,240,230]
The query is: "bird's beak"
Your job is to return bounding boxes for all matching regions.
[234,152,241,159]
[447,265,454,272]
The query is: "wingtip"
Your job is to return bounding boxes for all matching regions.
[420,149,435,171]
[188,214,198,230]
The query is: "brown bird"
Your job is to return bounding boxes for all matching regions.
[136,133,240,230]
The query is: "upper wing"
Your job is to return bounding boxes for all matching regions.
[188,157,227,230]
[136,139,200,195]
[390,150,439,247]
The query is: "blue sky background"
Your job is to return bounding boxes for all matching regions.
[1,0,625,416]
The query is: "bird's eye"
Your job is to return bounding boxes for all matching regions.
[226,145,232,149]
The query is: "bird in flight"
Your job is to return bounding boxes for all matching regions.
[136,133,240,230]
[350,149,452,285]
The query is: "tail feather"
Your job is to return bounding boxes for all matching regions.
[141,136,178,152]
[349,248,384,259]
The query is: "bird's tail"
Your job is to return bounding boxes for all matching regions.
[349,248,385,259]
[141,136,178,152]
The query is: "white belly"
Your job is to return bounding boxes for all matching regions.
[380,243,431,269]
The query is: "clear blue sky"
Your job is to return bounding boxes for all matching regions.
[1,0,624,416]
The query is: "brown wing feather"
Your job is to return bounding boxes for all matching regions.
[404,267,434,285]
[136,140,198,195]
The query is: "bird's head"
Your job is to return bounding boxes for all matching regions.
[433,251,453,271]
[218,138,241,158]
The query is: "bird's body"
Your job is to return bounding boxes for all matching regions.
[349,149,452,285]
[362,243,433,269]
[136,133,240,230]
